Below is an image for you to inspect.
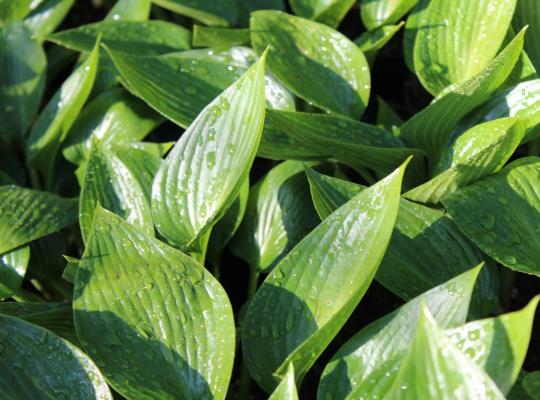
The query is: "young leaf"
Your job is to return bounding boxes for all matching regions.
[442,157,540,276]
[289,0,356,28]
[230,161,319,272]
[318,266,482,400]
[151,51,267,251]
[0,22,46,138]
[49,20,191,55]
[361,0,418,31]
[192,26,250,48]
[0,246,30,299]
[250,10,370,118]
[24,0,74,39]
[107,0,151,21]
[513,0,540,72]
[0,314,112,399]
[404,117,526,204]
[74,208,235,400]
[0,186,78,255]
[413,0,517,95]
[242,161,407,392]
[269,363,299,400]
[27,38,100,186]
[152,0,237,27]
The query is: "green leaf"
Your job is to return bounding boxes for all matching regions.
[442,157,540,276]
[152,0,237,27]
[230,161,319,272]
[513,0,540,72]
[236,0,285,26]
[0,246,30,299]
[79,142,153,243]
[107,0,151,21]
[0,0,32,24]
[413,0,517,95]
[74,207,235,400]
[62,88,163,165]
[62,255,79,284]
[0,186,78,255]
[305,168,498,317]
[355,23,404,63]
[523,371,540,399]
[400,28,525,166]
[151,51,267,251]
[242,161,407,392]
[24,0,74,39]
[376,96,403,134]
[0,22,46,138]
[289,0,356,28]
[361,0,418,31]
[269,363,299,400]
[318,266,482,400]
[49,20,191,55]
[27,38,100,186]
[192,25,250,48]
[0,314,112,399]
[250,10,370,118]
[402,0,429,71]
[404,117,526,204]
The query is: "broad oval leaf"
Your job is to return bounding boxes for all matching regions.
[230,161,319,272]
[49,20,191,55]
[0,314,112,400]
[151,51,267,250]
[442,157,540,276]
[0,246,30,299]
[413,0,517,95]
[289,0,356,28]
[250,10,370,118]
[24,0,74,39]
[269,363,299,400]
[151,0,237,27]
[74,207,235,400]
[0,22,46,138]
[0,186,77,255]
[361,0,418,31]
[242,161,407,392]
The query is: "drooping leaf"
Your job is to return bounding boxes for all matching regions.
[230,161,319,273]
[24,0,74,39]
[242,161,407,392]
[152,0,237,27]
[0,186,78,255]
[361,0,418,31]
[413,0,517,95]
[305,168,498,317]
[442,157,540,276]
[0,0,32,24]
[269,363,299,400]
[318,266,482,400]
[74,207,235,400]
[79,142,153,243]
[250,10,371,118]
[151,51,267,251]
[355,23,404,63]
[513,0,540,72]
[192,25,250,48]
[404,117,526,204]
[289,0,356,28]
[0,22,46,138]
[0,246,30,299]
[49,20,191,55]
[107,0,151,21]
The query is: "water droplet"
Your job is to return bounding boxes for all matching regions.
[206,152,216,168]
[500,255,517,265]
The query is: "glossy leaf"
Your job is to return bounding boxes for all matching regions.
[442,157,540,276]
[305,168,498,317]
[0,0,32,24]
[24,0,74,38]
[361,0,418,31]
[230,161,319,272]
[413,0,516,95]
[513,0,540,72]
[0,314,112,399]
[152,0,237,27]
[269,363,299,400]
[74,207,235,400]
[0,246,30,299]
[0,186,78,255]
[192,26,250,48]
[404,117,525,204]
[318,266,482,400]
[151,51,267,251]
[402,0,429,71]
[27,38,99,185]
[107,0,151,21]
[49,20,191,55]
[355,23,404,63]
[0,22,46,138]
[236,0,285,26]
[289,0,356,27]
[79,143,153,243]
[250,10,370,118]
[242,161,407,392]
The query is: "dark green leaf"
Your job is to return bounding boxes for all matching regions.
[513,0,540,72]
[523,371,540,399]
[107,0,151,21]
[24,0,74,39]
[0,246,30,299]
[289,0,356,27]
[152,0,237,27]
[361,0,418,31]
[192,25,250,48]
[236,0,285,26]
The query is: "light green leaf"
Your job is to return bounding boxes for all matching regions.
[236,0,285,26]
[361,0,418,31]
[107,0,151,21]
[269,363,299,400]
[242,161,407,392]
[74,207,235,400]
[289,0,356,27]
[79,143,153,243]
[402,0,429,71]
[49,20,191,55]
[318,266,482,400]
[513,0,540,72]
[305,169,498,317]
[151,51,267,251]
[27,38,99,186]
[442,157,540,276]
[24,0,74,39]
[230,161,319,273]
[192,25,250,48]
[413,0,517,95]
[63,88,163,165]
[0,0,32,24]
[0,314,112,400]
[0,186,78,255]
[0,22,46,138]
[152,0,237,27]
[404,117,526,204]
[400,28,525,166]
[355,22,404,63]
[250,10,370,118]
[0,246,30,299]
[128,141,174,158]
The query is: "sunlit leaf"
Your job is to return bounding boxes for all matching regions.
[290,0,356,27]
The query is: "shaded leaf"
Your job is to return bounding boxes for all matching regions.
[355,23,404,63]
[0,246,30,299]
[361,0,418,31]
[289,0,356,27]
[192,25,250,48]
[236,0,285,26]
[513,0,540,72]
[269,363,299,400]
[523,371,540,399]
[152,0,237,27]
